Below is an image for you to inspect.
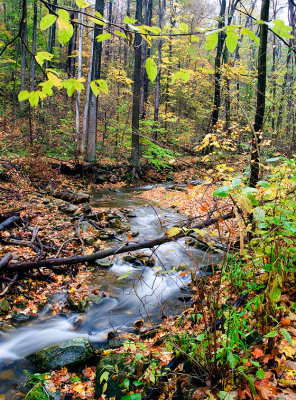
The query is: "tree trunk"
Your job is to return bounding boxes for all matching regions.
[46,0,57,69]
[85,0,105,162]
[140,0,153,119]
[249,0,270,187]
[209,0,226,129]
[31,0,37,91]
[20,0,27,113]
[131,0,143,174]
[81,44,94,154]
[76,9,84,153]
[153,0,166,140]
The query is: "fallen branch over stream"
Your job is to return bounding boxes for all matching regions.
[4,211,234,272]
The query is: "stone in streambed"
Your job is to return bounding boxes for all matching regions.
[58,203,78,214]
[94,258,113,268]
[0,299,10,314]
[27,337,95,371]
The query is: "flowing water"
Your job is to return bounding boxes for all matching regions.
[0,185,219,394]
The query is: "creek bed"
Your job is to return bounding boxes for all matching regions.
[0,185,219,395]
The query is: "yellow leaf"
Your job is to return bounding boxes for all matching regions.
[47,72,61,88]
[73,383,85,394]
[167,227,182,237]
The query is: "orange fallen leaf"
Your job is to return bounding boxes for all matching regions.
[252,348,264,359]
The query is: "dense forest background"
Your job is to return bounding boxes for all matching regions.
[1,0,295,173]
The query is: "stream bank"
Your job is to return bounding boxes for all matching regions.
[0,182,220,398]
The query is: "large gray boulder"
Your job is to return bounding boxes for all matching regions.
[27,337,95,371]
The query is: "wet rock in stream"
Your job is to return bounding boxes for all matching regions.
[27,337,95,371]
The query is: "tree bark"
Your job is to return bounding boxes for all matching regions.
[131,0,143,174]
[31,0,37,91]
[20,0,27,113]
[153,0,166,140]
[76,9,84,153]
[46,0,57,69]
[249,0,270,187]
[84,0,105,162]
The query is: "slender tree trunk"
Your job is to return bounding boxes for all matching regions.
[209,0,226,129]
[46,0,57,69]
[131,0,143,174]
[76,10,84,154]
[31,0,37,91]
[20,0,27,113]
[85,0,105,162]
[164,0,175,132]
[140,0,153,119]
[106,0,113,58]
[153,0,166,140]
[81,44,94,154]
[123,0,131,65]
[250,0,270,187]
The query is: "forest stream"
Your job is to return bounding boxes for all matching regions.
[0,185,219,394]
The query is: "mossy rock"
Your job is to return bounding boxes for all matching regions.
[27,337,95,371]
[0,299,10,314]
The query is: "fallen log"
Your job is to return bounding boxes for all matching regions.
[3,211,234,272]
[0,216,22,232]
[0,253,13,270]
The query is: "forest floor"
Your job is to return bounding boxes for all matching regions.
[0,156,296,400]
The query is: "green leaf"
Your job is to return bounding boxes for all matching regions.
[227,350,236,369]
[187,44,195,57]
[100,370,109,383]
[241,27,259,45]
[264,331,278,338]
[121,394,141,400]
[253,207,265,222]
[269,283,281,303]
[225,32,237,53]
[257,180,270,188]
[29,92,39,107]
[123,16,137,24]
[58,24,74,45]
[145,57,158,83]
[280,328,293,346]
[89,17,106,26]
[179,22,188,33]
[18,90,30,102]
[171,70,192,84]
[213,186,230,198]
[219,391,237,400]
[256,370,265,380]
[115,30,127,39]
[35,51,53,66]
[133,381,143,387]
[58,9,70,23]
[206,32,218,50]
[76,0,90,8]
[40,14,57,31]
[90,81,100,97]
[232,178,242,188]
[96,33,112,42]
[97,79,108,94]
[123,379,130,390]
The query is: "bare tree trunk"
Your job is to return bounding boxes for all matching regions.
[46,0,57,69]
[123,0,131,65]
[131,0,143,175]
[81,44,94,154]
[153,0,166,140]
[209,0,226,129]
[85,0,105,162]
[250,0,270,187]
[31,0,37,91]
[20,0,27,113]
[76,10,84,154]
[140,0,153,119]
